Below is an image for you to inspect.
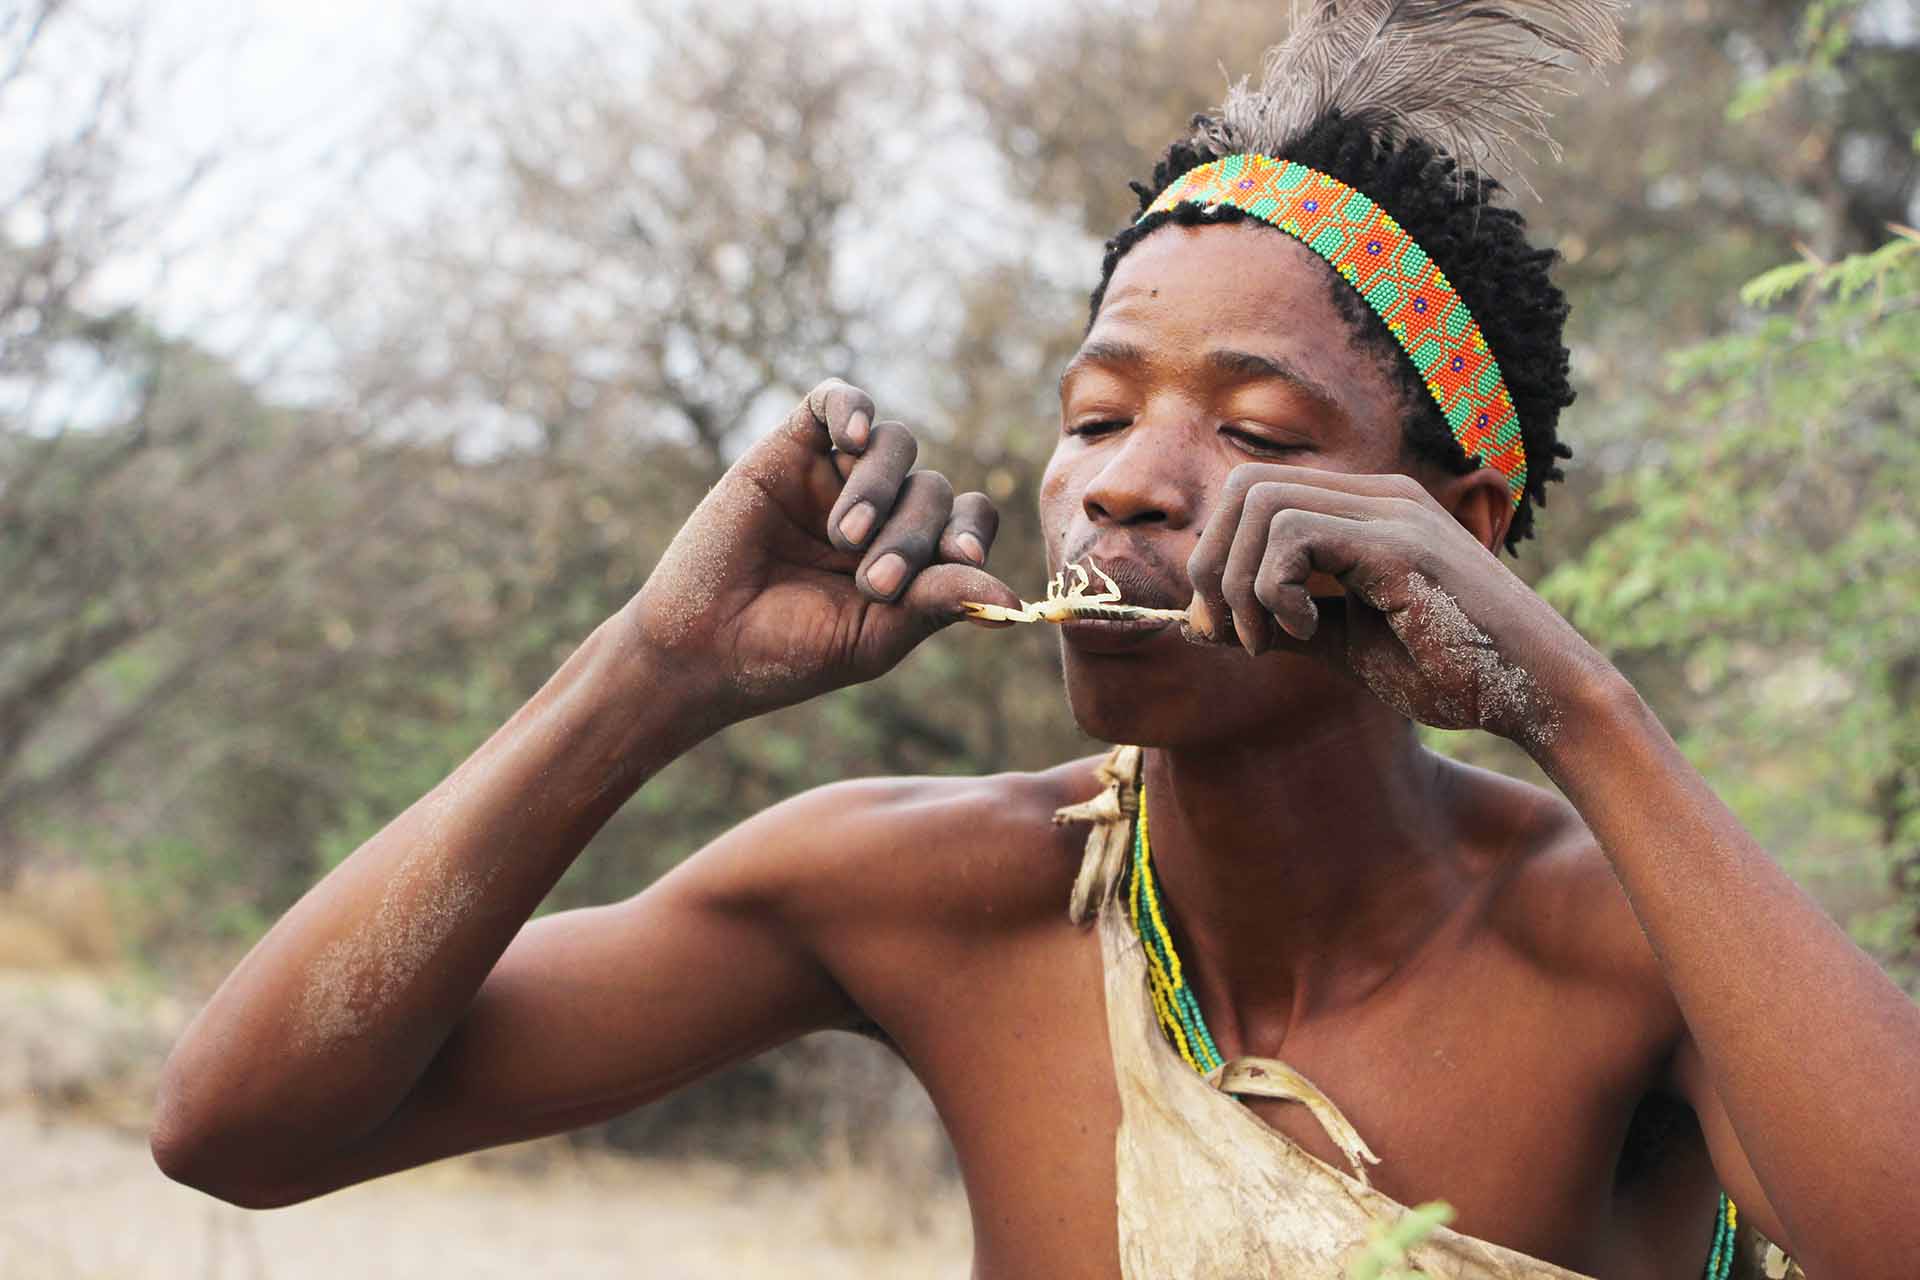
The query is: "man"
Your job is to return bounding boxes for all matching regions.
[152,6,1918,1277]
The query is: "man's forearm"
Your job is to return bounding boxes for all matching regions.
[1535,672,1920,1272]
[154,608,716,1186]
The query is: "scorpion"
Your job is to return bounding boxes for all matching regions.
[959,560,1189,626]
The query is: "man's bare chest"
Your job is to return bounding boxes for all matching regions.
[890,920,1707,1279]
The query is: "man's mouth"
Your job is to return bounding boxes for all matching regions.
[1058,612,1178,652]
[1060,545,1188,612]
[1055,545,1189,653]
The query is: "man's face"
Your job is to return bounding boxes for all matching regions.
[1039,220,1416,748]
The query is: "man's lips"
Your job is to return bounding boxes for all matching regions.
[1059,612,1178,653]
[1061,547,1188,613]
[1051,546,1190,653]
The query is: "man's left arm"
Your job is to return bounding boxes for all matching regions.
[1533,673,1919,1273]
[1184,462,1920,1278]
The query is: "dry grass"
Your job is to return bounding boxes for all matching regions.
[0,866,120,972]
[0,1110,972,1279]
[0,864,973,1276]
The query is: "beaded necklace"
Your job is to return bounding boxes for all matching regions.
[1127,777,1223,1075]
[1124,776,1738,1280]
[1706,1194,1738,1280]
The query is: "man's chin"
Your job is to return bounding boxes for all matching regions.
[1062,655,1228,747]
[1059,638,1333,749]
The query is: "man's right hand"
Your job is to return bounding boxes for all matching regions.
[628,378,1020,723]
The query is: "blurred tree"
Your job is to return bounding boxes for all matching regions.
[0,6,361,891]
[1548,222,1919,981]
[0,289,516,919]
[0,6,534,934]
[1544,3,1920,980]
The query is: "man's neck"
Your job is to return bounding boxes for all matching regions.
[1143,699,1472,1059]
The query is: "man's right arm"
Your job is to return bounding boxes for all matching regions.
[150,379,1019,1206]
[149,621,845,1206]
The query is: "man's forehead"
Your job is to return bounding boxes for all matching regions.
[1069,226,1361,396]
[1100,222,1340,330]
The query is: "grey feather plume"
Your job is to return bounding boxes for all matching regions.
[1196,0,1627,192]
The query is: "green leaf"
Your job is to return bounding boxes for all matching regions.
[1346,1202,1457,1280]
[1727,64,1805,122]
[1739,260,1820,308]
[1826,238,1919,299]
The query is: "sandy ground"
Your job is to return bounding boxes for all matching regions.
[0,1108,973,1279]
[0,958,970,1278]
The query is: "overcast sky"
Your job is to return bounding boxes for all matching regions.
[1,1,666,421]
[4,2,915,391]
[4,0,1065,430]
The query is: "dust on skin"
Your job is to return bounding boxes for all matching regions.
[681,483,811,701]
[1176,572,1559,751]
[1364,571,1561,752]
[735,654,804,699]
[295,782,491,1052]
[642,478,769,651]
[649,410,851,700]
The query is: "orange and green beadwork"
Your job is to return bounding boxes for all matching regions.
[1142,154,1528,507]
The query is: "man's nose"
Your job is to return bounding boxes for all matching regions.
[1080,422,1199,530]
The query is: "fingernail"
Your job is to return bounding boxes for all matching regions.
[866,553,906,597]
[839,502,875,545]
[955,532,986,565]
[1186,594,1216,640]
[847,410,870,448]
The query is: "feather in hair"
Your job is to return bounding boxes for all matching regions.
[1196,0,1627,193]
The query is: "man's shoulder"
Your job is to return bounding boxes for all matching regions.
[749,751,1116,937]
[1451,759,1672,1007]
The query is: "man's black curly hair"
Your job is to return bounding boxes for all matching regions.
[1086,112,1575,551]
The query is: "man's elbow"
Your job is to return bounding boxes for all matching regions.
[148,1086,309,1210]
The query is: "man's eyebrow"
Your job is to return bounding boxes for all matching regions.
[1204,348,1344,415]
[1061,341,1345,419]
[1059,339,1147,390]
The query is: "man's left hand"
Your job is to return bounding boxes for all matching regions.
[1183,464,1613,753]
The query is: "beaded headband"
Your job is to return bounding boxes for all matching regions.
[1142,153,1526,506]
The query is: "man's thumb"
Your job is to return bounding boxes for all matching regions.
[901,563,1022,630]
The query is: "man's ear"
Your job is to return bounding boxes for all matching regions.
[1432,466,1515,554]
